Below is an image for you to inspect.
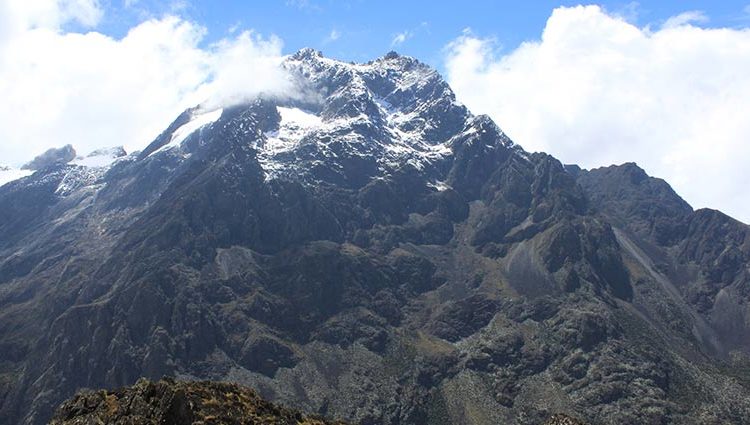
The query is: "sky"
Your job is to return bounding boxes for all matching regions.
[1,0,750,223]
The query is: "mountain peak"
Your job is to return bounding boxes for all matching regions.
[129,50,479,186]
[291,47,323,61]
[383,50,400,60]
[373,50,424,68]
[21,144,76,171]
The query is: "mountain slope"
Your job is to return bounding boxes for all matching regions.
[0,49,749,425]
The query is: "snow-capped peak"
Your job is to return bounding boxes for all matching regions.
[132,49,514,187]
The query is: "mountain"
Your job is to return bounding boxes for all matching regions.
[1,48,749,425]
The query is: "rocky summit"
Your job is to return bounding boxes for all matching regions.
[49,378,345,425]
[1,49,749,425]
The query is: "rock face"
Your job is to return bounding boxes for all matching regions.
[1,49,750,425]
[21,144,77,170]
[49,378,345,425]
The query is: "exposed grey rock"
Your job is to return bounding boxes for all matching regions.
[21,144,76,170]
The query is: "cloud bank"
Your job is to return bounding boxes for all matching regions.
[0,0,293,166]
[445,5,750,223]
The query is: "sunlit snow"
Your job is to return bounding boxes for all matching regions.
[71,151,123,168]
[151,108,223,156]
[263,107,322,155]
[0,167,33,187]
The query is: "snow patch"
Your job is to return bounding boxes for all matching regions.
[262,107,322,155]
[428,180,451,191]
[0,167,33,187]
[260,107,323,180]
[278,106,322,128]
[71,150,124,168]
[151,108,223,156]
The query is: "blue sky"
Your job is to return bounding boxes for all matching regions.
[95,0,750,68]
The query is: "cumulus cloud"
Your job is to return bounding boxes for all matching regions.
[445,5,750,223]
[0,0,295,166]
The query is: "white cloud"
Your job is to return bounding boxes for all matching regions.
[0,0,296,166]
[445,5,750,223]
[391,22,429,48]
[168,0,189,13]
[662,10,708,29]
[391,31,410,46]
[201,31,306,110]
[326,29,341,42]
[4,0,103,31]
[611,1,640,24]
[0,0,102,51]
